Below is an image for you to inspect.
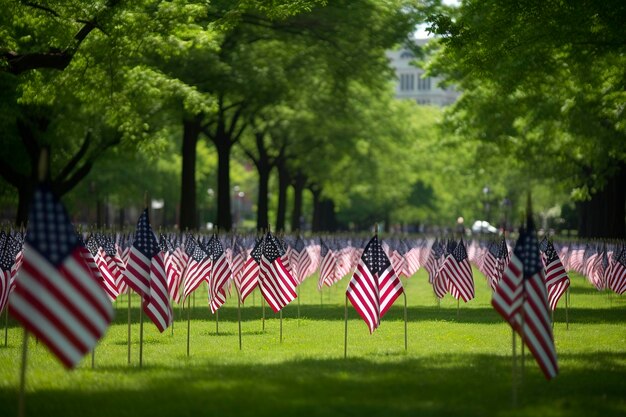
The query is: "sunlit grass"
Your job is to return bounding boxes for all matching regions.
[0,270,624,416]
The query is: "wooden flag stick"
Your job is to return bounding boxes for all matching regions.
[279,309,283,343]
[18,329,29,417]
[320,290,323,308]
[403,291,408,351]
[215,310,219,335]
[237,291,242,350]
[262,295,266,332]
[344,295,348,359]
[457,297,460,317]
[565,287,570,330]
[297,286,301,323]
[252,290,255,307]
[171,302,175,337]
[139,303,144,368]
[4,306,8,347]
[127,289,131,365]
[91,346,95,369]
[186,297,191,357]
[512,329,517,407]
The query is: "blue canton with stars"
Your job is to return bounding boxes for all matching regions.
[132,209,159,259]
[207,235,225,261]
[0,234,15,271]
[26,186,79,266]
[518,218,542,279]
[361,236,390,275]
[541,239,559,264]
[86,235,99,256]
[249,236,264,263]
[262,233,285,263]
[451,240,468,263]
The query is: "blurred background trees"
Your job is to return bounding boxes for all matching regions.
[1,0,624,237]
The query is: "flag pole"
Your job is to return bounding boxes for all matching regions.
[171,300,174,337]
[565,289,569,329]
[139,303,144,368]
[215,310,219,335]
[91,345,95,369]
[4,306,8,347]
[127,288,131,365]
[237,290,242,350]
[512,328,517,407]
[344,294,348,359]
[403,291,408,351]
[297,286,301,323]
[186,297,191,357]
[18,329,28,417]
[261,292,266,332]
[279,309,283,343]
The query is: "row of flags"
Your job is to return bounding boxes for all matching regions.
[0,185,625,377]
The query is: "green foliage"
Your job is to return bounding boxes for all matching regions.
[428,0,626,201]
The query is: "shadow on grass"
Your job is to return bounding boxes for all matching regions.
[1,352,624,417]
[3,303,626,330]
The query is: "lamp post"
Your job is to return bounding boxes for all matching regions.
[501,197,511,234]
[207,188,214,230]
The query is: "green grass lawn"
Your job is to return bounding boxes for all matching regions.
[1,269,625,417]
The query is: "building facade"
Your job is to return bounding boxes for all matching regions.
[386,39,460,106]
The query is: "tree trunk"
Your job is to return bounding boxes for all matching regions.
[577,165,626,239]
[291,173,306,232]
[179,116,201,231]
[319,199,336,232]
[215,138,233,231]
[256,163,270,232]
[15,183,34,227]
[311,188,322,232]
[275,160,289,232]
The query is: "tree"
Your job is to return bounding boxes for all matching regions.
[428,0,626,237]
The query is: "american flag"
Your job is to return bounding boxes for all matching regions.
[440,239,475,302]
[78,234,108,296]
[239,236,263,303]
[290,236,313,284]
[91,234,119,301]
[181,236,211,302]
[607,245,626,295]
[99,234,126,297]
[127,209,172,332]
[161,234,183,304]
[0,232,14,313]
[230,237,246,295]
[318,238,337,290]
[540,238,570,311]
[259,232,297,313]
[492,218,558,380]
[8,231,24,287]
[346,235,404,334]
[424,239,444,285]
[207,235,231,313]
[9,186,113,368]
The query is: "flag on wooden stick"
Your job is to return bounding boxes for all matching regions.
[9,186,113,368]
[492,212,558,380]
[346,235,404,334]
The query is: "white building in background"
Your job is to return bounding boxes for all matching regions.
[386,39,460,106]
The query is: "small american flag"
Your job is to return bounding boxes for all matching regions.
[259,232,297,312]
[207,235,231,313]
[493,218,558,380]
[9,186,113,367]
[540,239,570,311]
[346,235,403,334]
